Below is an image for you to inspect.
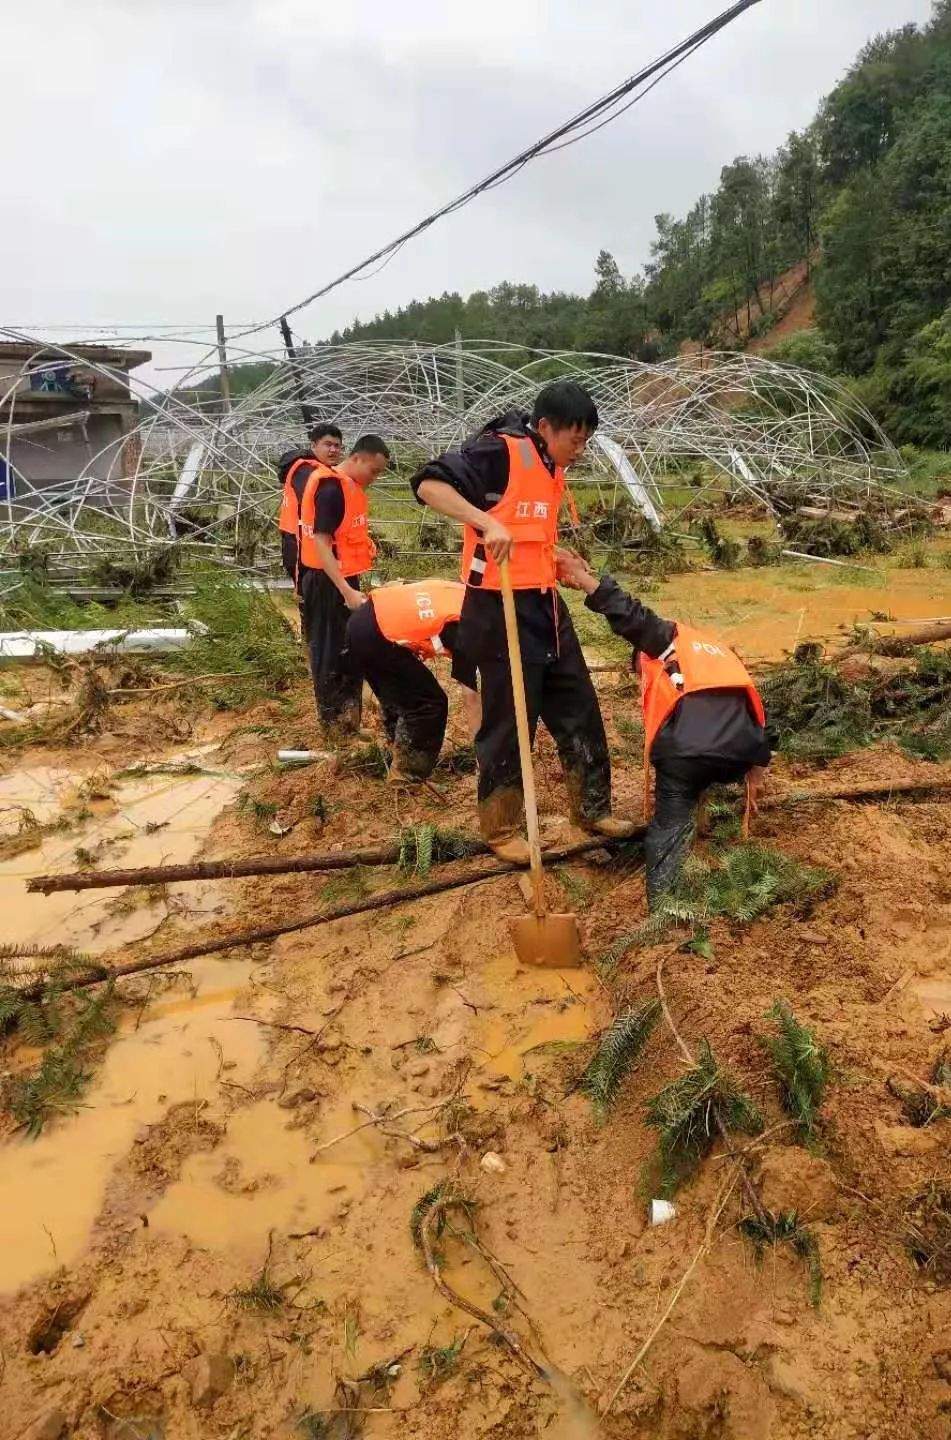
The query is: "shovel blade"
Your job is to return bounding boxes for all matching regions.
[509,912,583,968]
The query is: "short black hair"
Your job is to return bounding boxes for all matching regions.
[351,433,390,460]
[532,380,599,433]
[308,422,343,443]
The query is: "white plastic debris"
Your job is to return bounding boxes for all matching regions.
[268,819,293,837]
[480,1151,507,1175]
[650,1199,677,1226]
[0,628,199,661]
[277,750,334,766]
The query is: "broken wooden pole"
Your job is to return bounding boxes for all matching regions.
[16,835,635,1002]
[28,839,417,895]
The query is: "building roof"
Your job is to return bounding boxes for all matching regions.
[0,340,151,369]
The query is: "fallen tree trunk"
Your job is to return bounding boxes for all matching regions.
[16,836,631,1001]
[28,775,950,897]
[774,776,950,805]
[840,621,951,658]
[28,839,417,894]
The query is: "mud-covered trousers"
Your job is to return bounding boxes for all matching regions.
[646,756,750,909]
[473,605,611,831]
[345,602,448,777]
[298,568,364,732]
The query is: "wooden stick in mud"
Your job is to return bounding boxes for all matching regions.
[15,837,627,1001]
[28,775,950,897]
[27,838,423,894]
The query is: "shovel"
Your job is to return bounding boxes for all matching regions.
[499,556,583,968]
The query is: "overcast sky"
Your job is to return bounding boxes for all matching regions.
[0,0,935,383]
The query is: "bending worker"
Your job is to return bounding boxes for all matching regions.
[345,578,480,780]
[277,422,344,587]
[412,379,636,863]
[557,551,772,908]
[297,434,390,734]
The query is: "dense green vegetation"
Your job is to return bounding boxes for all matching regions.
[327,3,951,446]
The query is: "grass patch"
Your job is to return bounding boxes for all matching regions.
[763,1001,831,1141]
[645,1039,763,1197]
[166,574,304,708]
[579,1000,661,1122]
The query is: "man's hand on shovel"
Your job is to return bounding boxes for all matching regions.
[482,517,513,563]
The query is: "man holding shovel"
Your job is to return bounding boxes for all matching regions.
[412,379,637,863]
[556,552,772,908]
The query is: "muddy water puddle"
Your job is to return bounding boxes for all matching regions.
[0,954,261,1294]
[0,754,244,952]
[0,746,260,1294]
[151,1095,387,1255]
[653,562,951,663]
[476,950,600,1081]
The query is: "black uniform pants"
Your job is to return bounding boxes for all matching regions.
[646,756,750,909]
[345,604,448,777]
[474,612,611,832]
[298,568,363,731]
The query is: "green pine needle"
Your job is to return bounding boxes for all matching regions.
[765,1000,831,1139]
[645,1038,763,1197]
[579,1000,661,1121]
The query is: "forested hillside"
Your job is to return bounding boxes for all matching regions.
[329,2,951,445]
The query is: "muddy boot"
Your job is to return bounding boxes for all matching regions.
[579,815,640,841]
[479,787,530,865]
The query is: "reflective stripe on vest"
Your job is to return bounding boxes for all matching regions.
[640,625,766,818]
[460,434,564,591]
[277,457,317,536]
[298,468,377,577]
[372,578,464,661]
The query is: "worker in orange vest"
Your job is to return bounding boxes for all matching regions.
[345,578,480,779]
[412,380,637,864]
[557,551,772,907]
[276,422,344,591]
[297,434,389,733]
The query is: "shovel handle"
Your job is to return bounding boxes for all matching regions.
[499,557,546,920]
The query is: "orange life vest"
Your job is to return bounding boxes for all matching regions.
[640,625,766,817]
[460,434,575,590]
[299,468,376,577]
[277,456,318,537]
[371,579,464,660]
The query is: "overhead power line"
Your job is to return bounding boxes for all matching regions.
[247,0,763,339]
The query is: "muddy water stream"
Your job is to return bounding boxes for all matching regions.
[0,751,256,1294]
[0,757,243,952]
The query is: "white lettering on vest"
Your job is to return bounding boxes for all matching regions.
[692,641,726,658]
[533,501,549,519]
[516,501,531,519]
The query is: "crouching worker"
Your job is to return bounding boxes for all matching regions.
[345,578,480,780]
[557,553,772,908]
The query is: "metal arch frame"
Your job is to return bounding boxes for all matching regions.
[0,333,914,571]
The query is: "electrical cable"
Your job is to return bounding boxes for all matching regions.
[242,0,763,339]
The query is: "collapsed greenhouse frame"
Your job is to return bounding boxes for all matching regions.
[0,333,916,578]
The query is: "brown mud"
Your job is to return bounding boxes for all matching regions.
[0,563,949,1440]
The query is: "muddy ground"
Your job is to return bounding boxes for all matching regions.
[0,561,949,1440]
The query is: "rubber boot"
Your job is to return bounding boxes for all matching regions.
[479,787,530,865]
[580,815,640,841]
